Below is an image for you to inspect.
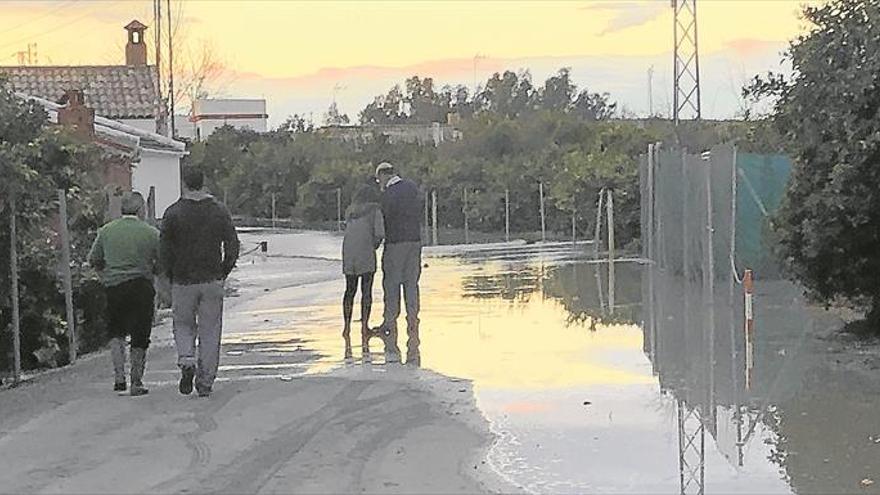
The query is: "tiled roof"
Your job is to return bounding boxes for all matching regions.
[0,65,159,119]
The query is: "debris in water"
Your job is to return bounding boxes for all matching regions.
[861,478,874,487]
[279,375,294,382]
[226,350,243,356]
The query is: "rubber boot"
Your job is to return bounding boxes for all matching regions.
[129,347,149,396]
[361,322,372,363]
[405,317,421,367]
[383,323,401,364]
[110,337,127,391]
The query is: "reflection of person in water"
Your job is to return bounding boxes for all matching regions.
[341,184,385,361]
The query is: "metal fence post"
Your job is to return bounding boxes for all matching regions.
[463,187,470,244]
[594,188,605,259]
[271,192,277,230]
[504,188,510,243]
[147,186,157,227]
[336,187,342,232]
[607,188,615,314]
[9,195,21,384]
[58,190,76,363]
[431,190,438,246]
[539,181,546,243]
[424,190,430,243]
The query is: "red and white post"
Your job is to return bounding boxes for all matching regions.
[744,269,755,390]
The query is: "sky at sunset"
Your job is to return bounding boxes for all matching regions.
[1,1,821,126]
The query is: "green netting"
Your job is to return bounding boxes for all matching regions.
[734,153,791,275]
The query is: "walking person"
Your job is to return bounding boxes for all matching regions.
[161,167,240,397]
[341,184,385,361]
[372,162,423,366]
[88,192,159,396]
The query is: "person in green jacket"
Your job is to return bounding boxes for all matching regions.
[88,192,159,396]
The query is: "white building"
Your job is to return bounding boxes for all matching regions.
[19,91,185,218]
[190,98,269,140]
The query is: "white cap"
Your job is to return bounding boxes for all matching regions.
[375,162,394,176]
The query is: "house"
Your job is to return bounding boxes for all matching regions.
[183,98,269,140]
[0,19,185,218]
[21,90,185,218]
[0,20,164,135]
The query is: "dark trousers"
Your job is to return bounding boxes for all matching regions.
[343,273,375,325]
[106,277,155,349]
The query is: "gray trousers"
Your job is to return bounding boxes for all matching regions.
[381,241,421,357]
[172,281,225,389]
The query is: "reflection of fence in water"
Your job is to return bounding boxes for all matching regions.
[640,143,798,493]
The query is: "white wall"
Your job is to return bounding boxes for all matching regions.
[173,114,197,140]
[120,118,158,134]
[131,149,182,218]
[192,98,268,140]
[196,117,268,139]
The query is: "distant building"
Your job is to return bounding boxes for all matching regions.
[187,98,269,140]
[317,116,462,147]
[0,20,164,135]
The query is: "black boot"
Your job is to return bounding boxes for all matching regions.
[130,347,149,396]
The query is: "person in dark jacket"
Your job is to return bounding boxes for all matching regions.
[160,167,240,397]
[373,162,423,365]
[341,183,385,361]
[89,191,158,396]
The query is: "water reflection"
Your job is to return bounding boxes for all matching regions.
[226,236,880,493]
[642,263,880,494]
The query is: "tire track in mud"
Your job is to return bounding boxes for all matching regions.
[149,379,367,493]
[179,390,237,470]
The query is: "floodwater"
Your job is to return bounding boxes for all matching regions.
[222,231,880,494]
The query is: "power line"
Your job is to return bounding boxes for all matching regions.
[0,3,105,53]
[0,0,78,37]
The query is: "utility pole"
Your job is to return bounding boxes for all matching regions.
[154,0,162,116]
[648,65,655,117]
[672,0,701,124]
[167,0,176,138]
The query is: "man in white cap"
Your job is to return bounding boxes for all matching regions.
[373,162,423,365]
[88,191,159,396]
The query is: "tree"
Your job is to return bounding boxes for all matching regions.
[0,84,106,370]
[745,0,880,327]
[539,68,576,112]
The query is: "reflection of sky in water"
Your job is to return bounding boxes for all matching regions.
[225,235,880,494]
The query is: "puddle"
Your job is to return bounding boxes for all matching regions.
[225,232,880,494]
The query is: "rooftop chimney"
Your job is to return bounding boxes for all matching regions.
[57,89,95,138]
[124,20,148,66]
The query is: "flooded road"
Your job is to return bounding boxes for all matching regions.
[226,231,880,494]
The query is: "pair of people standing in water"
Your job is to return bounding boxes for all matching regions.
[342,162,423,366]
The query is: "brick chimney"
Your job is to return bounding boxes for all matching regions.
[124,20,148,66]
[57,89,95,138]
